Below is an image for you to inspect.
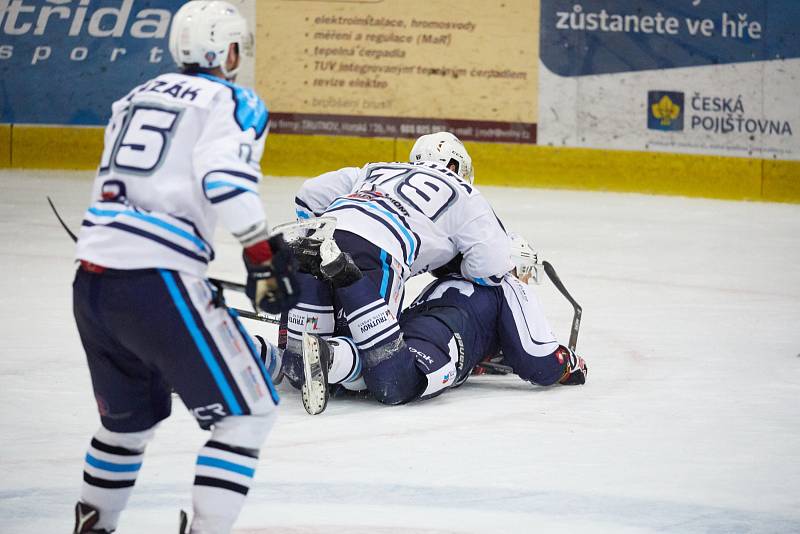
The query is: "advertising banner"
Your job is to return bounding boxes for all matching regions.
[0,0,187,125]
[257,0,539,143]
[538,0,800,160]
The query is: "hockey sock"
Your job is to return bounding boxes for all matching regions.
[325,336,362,385]
[191,413,275,534]
[192,440,258,533]
[337,277,401,365]
[286,274,334,358]
[80,426,154,532]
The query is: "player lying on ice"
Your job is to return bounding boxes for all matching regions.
[275,233,588,414]
[281,131,517,412]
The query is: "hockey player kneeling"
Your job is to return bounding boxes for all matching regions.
[276,234,587,414]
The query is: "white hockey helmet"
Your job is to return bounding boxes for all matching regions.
[169,1,253,78]
[509,233,541,284]
[409,131,475,183]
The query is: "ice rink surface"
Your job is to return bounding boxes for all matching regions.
[1,170,799,533]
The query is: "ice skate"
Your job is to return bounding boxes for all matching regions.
[73,502,110,534]
[301,332,333,415]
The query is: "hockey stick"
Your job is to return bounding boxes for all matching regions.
[47,196,78,242]
[542,261,582,352]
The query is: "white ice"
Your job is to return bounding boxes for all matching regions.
[1,170,799,533]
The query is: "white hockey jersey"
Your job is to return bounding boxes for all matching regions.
[295,161,513,284]
[75,72,270,276]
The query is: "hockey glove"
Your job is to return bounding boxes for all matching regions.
[557,346,588,385]
[290,237,324,278]
[244,234,300,314]
[431,253,463,278]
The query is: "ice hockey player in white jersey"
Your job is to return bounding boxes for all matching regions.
[71,2,297,533]
[285,132,513,413]
[299,234,588,412]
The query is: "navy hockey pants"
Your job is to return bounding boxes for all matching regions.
[73,266,278,433]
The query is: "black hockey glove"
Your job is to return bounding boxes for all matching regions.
[290,236,324,278]
[431,253,463,278]
[244,234,300,315]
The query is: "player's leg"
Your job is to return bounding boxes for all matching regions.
[72,268,172,533]
[310,235,472,405]
[310,309,463,406]
[135,270,279,533]
[496,276,587,385]
[280,271,335,388]
[318,232,407,388]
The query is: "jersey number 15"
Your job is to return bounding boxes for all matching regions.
[100,105,181,176]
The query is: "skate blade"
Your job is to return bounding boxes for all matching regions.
[301,333,329,415]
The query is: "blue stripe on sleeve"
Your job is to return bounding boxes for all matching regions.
[204,180,257,193]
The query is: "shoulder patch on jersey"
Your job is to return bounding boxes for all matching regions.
[196,74,269,139]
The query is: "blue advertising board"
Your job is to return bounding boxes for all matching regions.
[540,0,800,77]
[0,0,187,125]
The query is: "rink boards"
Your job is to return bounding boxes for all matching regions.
[1,123,798,203]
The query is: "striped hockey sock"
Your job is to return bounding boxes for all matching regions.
[326,336,363,385]
[339,280,401,355]
[192,440,259,532]
[81,436,145,531]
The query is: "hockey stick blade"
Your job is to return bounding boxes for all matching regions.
[476,361,514,375]
[542,261,582,352]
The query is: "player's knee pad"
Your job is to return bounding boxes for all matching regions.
[95,424,157,451]
[211,412,277,451]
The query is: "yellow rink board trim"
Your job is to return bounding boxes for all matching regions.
[762,159,800,203]
[12,124,104,170]
[0,124,10,168]
[264,134,396,177]
[4,125,798,203]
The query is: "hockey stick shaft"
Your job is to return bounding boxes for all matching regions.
[232,307,281,324]
[47,196,79,242]
[477,361,514,374]
[542,261,582,352]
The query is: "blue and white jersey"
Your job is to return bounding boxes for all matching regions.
[405,274,563,387]
[76,72,270,276]
[295,161,513,284]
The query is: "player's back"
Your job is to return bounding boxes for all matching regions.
[76,71,268,276]
[300,160,510,279]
